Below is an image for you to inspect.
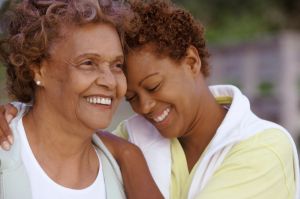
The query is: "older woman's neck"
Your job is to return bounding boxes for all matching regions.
[21,98,100,189]
[23,100,95,157]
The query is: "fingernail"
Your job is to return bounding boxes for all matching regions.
[7,135,14,145]
[6,114,13,123]
[1,141,11,151]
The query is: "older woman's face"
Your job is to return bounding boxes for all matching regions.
[37,23,126,130]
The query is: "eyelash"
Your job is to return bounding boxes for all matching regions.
[125,95,136,102]
[112,63,124,72]
[82,60,94,65]
[147,83,160,92]
[116,63,124,68]
[126,83,161,102]
[77,60,97,70]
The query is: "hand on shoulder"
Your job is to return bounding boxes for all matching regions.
[96,130,142,164]
[0,103,18,150]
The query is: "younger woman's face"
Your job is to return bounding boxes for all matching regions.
[125,46,202,138]
[37,23,127,131]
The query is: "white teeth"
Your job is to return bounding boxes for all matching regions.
[86,96,112,105]
[154,108,170,123]
[100,98,105,104]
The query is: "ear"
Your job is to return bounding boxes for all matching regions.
[30,61,47,86]
[184,45,201,76]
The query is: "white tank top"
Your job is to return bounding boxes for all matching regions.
[17,118,106,199]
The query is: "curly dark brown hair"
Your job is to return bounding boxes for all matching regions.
[0,0,129,102]
[125,0,210,76]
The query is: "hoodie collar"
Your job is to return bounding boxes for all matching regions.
[208,85,251,150]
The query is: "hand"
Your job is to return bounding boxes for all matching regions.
[96,130,141,163]
[0,103,18,150]
[96,131,163,199]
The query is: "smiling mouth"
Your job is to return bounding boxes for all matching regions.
[153,107,170,123]
[85,96,112,106]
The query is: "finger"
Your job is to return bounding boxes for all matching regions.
[4,103,18,123]
[0,136,11,150]
[4,103,17,144]
[0,122,11,150]
[0,105,13,148]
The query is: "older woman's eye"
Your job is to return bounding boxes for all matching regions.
[116,63,124,69]
[111,62,124,72]
[78,60,97,70]
[82,60,94,65]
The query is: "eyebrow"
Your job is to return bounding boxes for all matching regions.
[75,53,124,63]
[139,72,159,86]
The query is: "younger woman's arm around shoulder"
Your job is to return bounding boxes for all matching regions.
[97,131,164,199]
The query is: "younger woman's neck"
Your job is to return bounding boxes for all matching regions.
[179,89,227,172]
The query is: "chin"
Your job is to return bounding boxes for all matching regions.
[83,119,111,131]
[94,122,111,130]
[159,130,178,139]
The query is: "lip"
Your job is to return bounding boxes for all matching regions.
[88,102,112,110]
[148,106,172,129]
[84,94,114,98]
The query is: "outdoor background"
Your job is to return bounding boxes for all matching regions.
[0,0,299,150]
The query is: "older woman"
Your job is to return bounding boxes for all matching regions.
[0,0,163,199]
[1,0,299,199]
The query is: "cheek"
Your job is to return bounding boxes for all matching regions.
[131,103,140,114]
[116,74,127,98]
[43,75,72,102]
[68,72,95,93]
[45,66,73,90]
[56,73,94,111]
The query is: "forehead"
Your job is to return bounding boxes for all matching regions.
[126,48,159,76]
[49,23,123,60]
[125,47,180,84]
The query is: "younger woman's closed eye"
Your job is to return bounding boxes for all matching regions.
[125,93,137,102]
[146,83,161,92]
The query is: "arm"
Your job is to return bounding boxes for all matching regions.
[97,131,164,199]
[0,103,18,150]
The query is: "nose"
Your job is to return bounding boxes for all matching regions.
[138,94,156,115]
[95,66,117,90]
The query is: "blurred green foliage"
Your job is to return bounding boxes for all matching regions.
[0,0,299,44]
[173,0,300,44]
[258,81,274,97]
